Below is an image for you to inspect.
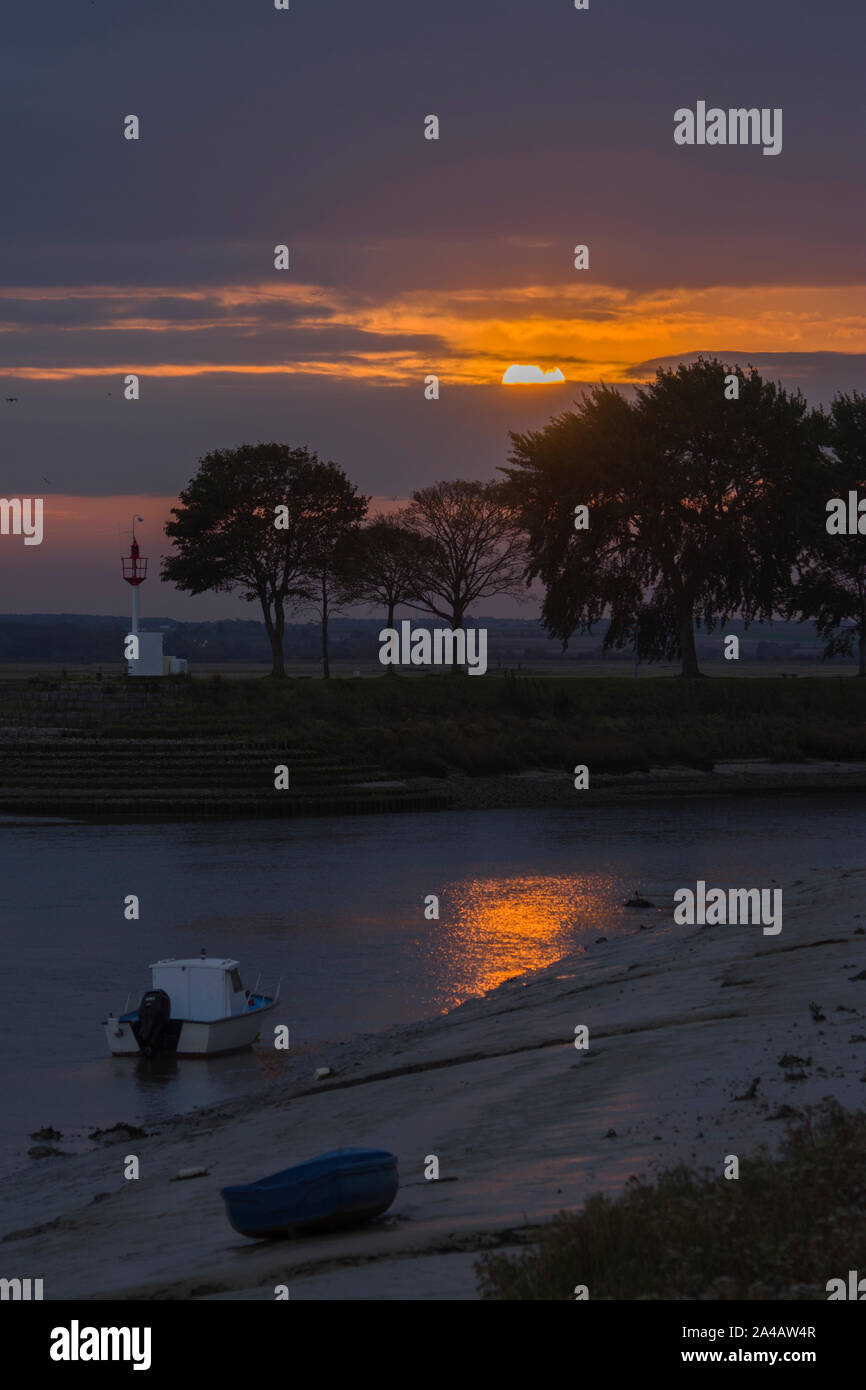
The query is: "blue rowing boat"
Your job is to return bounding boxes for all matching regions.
[220,1147,399,1239]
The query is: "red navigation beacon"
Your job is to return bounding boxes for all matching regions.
[122,518,147,647]
[122,535,148,586]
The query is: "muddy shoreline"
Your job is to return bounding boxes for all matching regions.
[3,759,866,826]
[3,859,864,1300]
[423,759,866,813]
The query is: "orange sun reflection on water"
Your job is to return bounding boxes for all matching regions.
[434,873,621,1011]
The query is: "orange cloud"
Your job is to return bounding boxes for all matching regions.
[2,280,866,386]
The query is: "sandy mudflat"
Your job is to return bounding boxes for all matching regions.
[2,865,865,1300]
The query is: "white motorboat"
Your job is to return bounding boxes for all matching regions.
[104,954,280,1057]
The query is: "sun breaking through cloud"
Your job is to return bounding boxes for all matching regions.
[502,364,566,385]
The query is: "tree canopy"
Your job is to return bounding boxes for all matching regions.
[404,479,528,631]
[502,359,827,675]
[788,392,866,674]
[343,513,433,630]
[162,442,367,676]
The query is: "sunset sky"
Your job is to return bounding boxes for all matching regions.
[2,0,865,617]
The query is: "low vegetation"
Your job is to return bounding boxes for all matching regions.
[3,673,865,779]
[476,1100,866,1299]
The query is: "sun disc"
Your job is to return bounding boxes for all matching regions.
[502,364,565,385]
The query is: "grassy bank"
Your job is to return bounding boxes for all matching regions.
[476,1100,866,1299]
[1,674,864,817]
[6,672,866,773]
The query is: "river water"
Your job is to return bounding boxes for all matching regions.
[1,794,863,1175]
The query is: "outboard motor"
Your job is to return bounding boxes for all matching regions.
[137,988,172,1056]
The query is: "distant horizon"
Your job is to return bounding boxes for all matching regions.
[3,0,864,616]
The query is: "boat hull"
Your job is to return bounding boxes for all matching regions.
[104,995,278,1056]
[221,1148,399,1239]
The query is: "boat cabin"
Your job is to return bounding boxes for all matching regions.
[150,957,247,1022]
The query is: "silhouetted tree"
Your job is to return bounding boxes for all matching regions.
[296,473,368,678]
[162,442,366,677]
[788,391,866,674]
[502,359,826,676]
[341,514,434,672]
[404,480,528,631]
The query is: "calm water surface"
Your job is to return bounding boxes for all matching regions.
[0,795,862,1175]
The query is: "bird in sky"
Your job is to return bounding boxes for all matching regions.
[5,396,18,403]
